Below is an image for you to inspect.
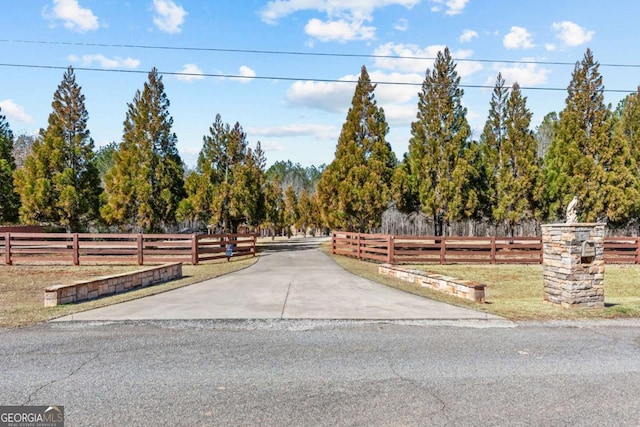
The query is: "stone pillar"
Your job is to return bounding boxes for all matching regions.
[541,223,605,309]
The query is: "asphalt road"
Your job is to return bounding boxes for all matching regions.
[2,319,640,426]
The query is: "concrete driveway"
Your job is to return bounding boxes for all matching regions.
[55,238,502,321]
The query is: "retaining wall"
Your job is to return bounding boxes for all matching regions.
[44,262,182,307]
[378,264,486,303]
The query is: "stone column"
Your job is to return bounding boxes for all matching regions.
[541,223,605,309]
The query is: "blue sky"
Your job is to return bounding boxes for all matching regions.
[0,0,639,168]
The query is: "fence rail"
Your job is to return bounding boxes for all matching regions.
[0,232,256,265]
[332,231,640,265]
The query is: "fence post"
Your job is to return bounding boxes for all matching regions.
[439,236,446,264]
[252,234,256,257]
[332,231,336,255]
[191,233,199,265]
[490,236,496,265]
[387,235,395,264]
[4,232,11,265]
[357,233,362,260]
[539,237,543,264]
[73,233,80,266]
[137,234,144,265]
[636,237,640,265]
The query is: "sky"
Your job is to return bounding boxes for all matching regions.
[1,0,639,169]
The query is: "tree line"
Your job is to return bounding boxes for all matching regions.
[1,47,639,236]
[318,48,640,235]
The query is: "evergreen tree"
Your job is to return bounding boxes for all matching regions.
[391,154,419,213]
[404,48,475,235]
[316,65,396,232]
[479,73,508,218]
[232,142,267,228]
[607,89,640,225]
[14,66,101,231]
[544,49,635,223]
[102,68,185,232]
[262,180,285,237]
[493,83,543,234]
[181,114,266,232]
[94,142,118,187]
[0,109,19,223]
[297,188,313,236]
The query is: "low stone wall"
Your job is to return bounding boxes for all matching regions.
[378,264,485,303]
[44,262,182,307]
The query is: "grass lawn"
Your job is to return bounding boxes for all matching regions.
[321,244,640,321]
[0,256,258,329]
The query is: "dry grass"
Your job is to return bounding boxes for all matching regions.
[0,256,258,329]
[321,244,640,321]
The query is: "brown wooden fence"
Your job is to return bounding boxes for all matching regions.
[0,232,256,266]
[332,231,640,265]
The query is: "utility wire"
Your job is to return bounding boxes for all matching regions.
[0,62,636,94]
[2,38,640,68]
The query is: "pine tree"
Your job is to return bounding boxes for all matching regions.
[606,89,640,225]
[316,65,396,232]
[297,188,313,236]
[544,49,633,223]
[102,68,185,232]
[181,114,266,232]
[405,48,475,235]
[262,179,285,237]
[494,83,543,234]
[480,73,508,218]
[14,66,101,231]
[0,108,19,223]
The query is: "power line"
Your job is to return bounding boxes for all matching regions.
[2,38,640,69]
[0,62,637,94]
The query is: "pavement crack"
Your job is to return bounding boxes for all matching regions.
[22,352,100,406]
[387,359,450,420]
[281,281,293,319]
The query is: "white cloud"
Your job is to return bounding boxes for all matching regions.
[285,69,421,127]
[68,54,140,69]
[260,141,285,152]
[459,29,478,43]
[175,64,204,82]
[249,124,337,140]
[237,65,256,83]
[287,80,354,113]
[545,43,556,52]
[0,99,34,124]
[305,17,375,42]
[552,21,594,47]
[372,43,483,77]
[215,66,257,83]
[503,26,535,49]
[394,18,409,31]
[152,0,187,34]
[43,0,99,32]
[259,0,420,24]
[488,60,551,87]
[382,103,418,127]
[368,70,422,104]
[259,0,419,42]
[430,0,469,15]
